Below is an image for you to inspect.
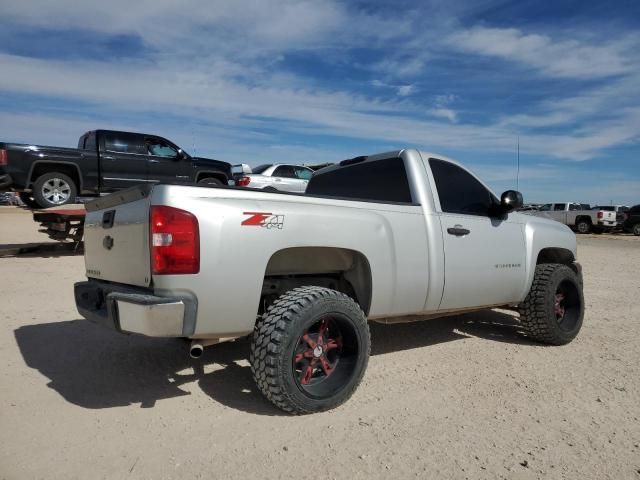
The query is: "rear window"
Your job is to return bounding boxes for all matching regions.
[251,164,272,174]
[306,157,413,203]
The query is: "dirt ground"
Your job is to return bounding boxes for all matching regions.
[1,206,639,479]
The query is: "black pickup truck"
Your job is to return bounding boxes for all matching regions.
[0,130,233,208]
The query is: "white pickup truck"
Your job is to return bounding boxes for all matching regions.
[75,149,585,414]
[532,202,617,233]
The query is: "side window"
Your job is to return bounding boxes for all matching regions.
[146,138,178,158]
[429,158,497,216]
[538,204,552,211]
[294,166,313,180]
[273,165,296,178]
[553,203,566,211]
[569,204,579,211]
[104,134,145,154]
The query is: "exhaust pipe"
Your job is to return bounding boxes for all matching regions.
[189,343,204,359]
[188,338,232,359]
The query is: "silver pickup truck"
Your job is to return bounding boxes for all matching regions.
[75,149,584,414]
[532,202,617,233]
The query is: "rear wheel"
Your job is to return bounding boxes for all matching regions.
[32,172,77,208]
[197,177,224,187]
[575,219,591,234]
[519,264,584,345]
[250,286,370,414]
[633,224,640,236]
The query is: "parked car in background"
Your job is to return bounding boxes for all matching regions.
[533,202,617,233]
[592,205,630,227]
[236,164,314,192]
[0,130,233,208]
[622,205,640,235]
[518,203,541,212]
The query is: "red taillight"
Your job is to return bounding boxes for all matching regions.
[150,205,199,275]
[0,149,7,166]
[237,176,251,187]
[597,211,603,219]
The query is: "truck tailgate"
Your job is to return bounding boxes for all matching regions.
[83,186,152,287]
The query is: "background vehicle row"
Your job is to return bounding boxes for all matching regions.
[0,130,233,208]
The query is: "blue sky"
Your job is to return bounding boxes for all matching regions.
[1,0,639,204]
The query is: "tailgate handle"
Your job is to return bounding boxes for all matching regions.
[102,210,116,229]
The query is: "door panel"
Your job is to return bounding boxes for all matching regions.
[439,214,526,310]
[100,133,148,190]
[144,137,191,184]
[426,157,527,311]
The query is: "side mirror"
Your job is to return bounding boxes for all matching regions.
[500,190,523,212]
[176,149,187,160]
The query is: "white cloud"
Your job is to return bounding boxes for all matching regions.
[447,26,634,79]
[429,108,457,123]
[397,85,415,96]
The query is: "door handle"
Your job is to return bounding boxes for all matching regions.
[274,178,282,182]
[103,156,115,160]
[447,226,470,236]
[149,159,160,164]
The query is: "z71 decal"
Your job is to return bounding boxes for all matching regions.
[242,212,285,229]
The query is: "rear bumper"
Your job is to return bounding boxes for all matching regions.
[74,280,190,337]
[596,220,616,228]
[0,173,13,189]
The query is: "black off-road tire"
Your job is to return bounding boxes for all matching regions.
[32,172,77,208]
[197,177,224,187]
[263,186,278,192]
[519,264,584,345]
[633,223,640,236]
[250,286,370,414]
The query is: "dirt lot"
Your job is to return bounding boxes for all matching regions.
[1,206,639,479]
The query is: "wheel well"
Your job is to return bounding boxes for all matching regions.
[29,163,81,191]
[261,247,372,315]
[575,215,592,224]
[196,172,227,185]
[537,247,578,274]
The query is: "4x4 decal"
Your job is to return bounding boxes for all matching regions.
[242,212,284,229]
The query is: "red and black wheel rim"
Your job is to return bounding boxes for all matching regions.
[554,280,581,332]
[292,315,359,398]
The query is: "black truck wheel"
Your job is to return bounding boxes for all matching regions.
[18,192,40,209]
[250,286,370,414]
[633,224,640,236]
[32,172,77,208]
[519,264,584,345]
[575,219,591,234]
[197,177,223,187]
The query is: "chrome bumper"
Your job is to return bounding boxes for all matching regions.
[74,280,187,337]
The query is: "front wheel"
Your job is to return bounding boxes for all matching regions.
[633,224,640,236]
[32,172,77,208]
[250,286,370,414]
[519,264,584,345]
